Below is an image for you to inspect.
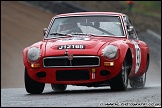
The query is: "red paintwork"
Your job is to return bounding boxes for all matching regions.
[23,12,149,85]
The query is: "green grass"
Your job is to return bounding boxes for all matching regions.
[120,1,161,17]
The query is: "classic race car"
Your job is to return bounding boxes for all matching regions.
[23,12,150,94]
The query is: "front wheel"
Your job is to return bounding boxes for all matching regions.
[25,68,45,94]
[51,84,67,92]
[110,58,129,91]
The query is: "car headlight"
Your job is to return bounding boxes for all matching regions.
[27,47,40,62]
[103,45,118,59]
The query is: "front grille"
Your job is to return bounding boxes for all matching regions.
[56,70,89,81]
[43,56,100,67]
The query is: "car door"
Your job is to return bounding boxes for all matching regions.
[123,16,142,76]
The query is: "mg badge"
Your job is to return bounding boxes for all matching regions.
[68,54,73,60]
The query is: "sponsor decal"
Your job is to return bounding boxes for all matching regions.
[92,73,95,79]
[58,44,85,50]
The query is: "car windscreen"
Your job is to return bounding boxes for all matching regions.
[47,15,124,38]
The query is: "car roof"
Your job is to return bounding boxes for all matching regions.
[54,12,125,18]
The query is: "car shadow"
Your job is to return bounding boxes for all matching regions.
[26,86,156,96]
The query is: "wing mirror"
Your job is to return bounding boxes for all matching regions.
[43,28,48,36]
[128,26,134,34]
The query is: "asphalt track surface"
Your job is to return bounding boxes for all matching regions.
[1,1,161,107]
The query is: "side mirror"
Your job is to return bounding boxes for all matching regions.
[128,26,134,34]
[43,28,48,36]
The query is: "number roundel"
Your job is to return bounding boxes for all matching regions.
[132,40,141,73]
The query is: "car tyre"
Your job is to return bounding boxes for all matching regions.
[110,58,129,91]
[51,84,67,92]
[25,68,45,94]
[130,55,149,88]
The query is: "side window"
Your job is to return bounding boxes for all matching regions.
[128,18,138,39]
[124,16,137,39]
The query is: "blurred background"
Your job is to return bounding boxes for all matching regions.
[1,1,161,88]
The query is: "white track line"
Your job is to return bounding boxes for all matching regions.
[146,29,161,40]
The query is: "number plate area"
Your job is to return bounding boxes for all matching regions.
[56,70,90,81]
[58,44,85,50]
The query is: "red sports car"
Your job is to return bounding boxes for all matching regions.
[22,12,150,94]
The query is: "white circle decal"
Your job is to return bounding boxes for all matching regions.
[132,40,141,73]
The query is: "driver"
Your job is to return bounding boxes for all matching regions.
[59,22,82,34]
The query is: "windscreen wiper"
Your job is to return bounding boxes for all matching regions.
[50,32,67,36]
[71,33,95,36]
[49,32,72,38]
